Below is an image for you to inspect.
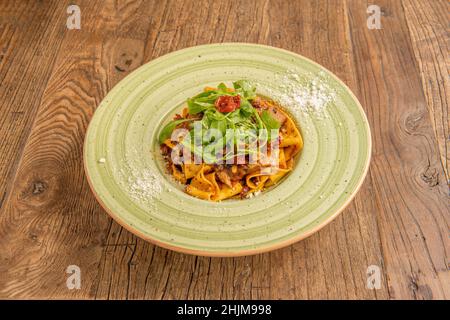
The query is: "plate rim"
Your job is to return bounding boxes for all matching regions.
[83,42,372,257]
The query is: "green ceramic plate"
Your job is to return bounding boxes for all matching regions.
[84,43,371,256]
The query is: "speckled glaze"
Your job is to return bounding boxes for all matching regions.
[84,43,371,256]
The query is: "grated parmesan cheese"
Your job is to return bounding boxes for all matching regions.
[262,70,336,118]
[127,168,162,201]
[117,149,163,208]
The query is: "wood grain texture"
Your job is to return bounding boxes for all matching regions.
[346,0,449,299]
[402,0,449,182]
[0,1,66,210]
[0,0,448,300]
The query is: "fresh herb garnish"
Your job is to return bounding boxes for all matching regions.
[233,80,256,100]
[160,80,282,160]
[158,118,194,144]
[261,110,281,130]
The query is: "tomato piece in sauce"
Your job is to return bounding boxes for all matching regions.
[214,95,241,113]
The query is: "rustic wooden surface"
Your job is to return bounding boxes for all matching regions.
[0,0,448,300]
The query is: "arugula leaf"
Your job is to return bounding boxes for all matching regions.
[201,114,212,128]
[217,82,228,91]
[210,119,227,135]
[206,109,226,121]
[158,118,194,144]
[195,101,215,107]
[193,90,217,99]
[261,110,281,130]
[187,98,215,114]
[260,110,281,141]
[187,89,221,114]
[226,109,243,123]
[252,107,264,129]
[239,99,254,117]
[203,133,226,163]
[233,80,256,100]
[180,130,204,161]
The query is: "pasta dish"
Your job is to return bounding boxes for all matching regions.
[158,80,303,201]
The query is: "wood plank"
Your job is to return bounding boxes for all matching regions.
[0,0,159,298]
[402,0,449,182]
[346,0,449,299]
[0,1,67,210]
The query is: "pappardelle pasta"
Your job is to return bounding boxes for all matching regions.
[158,80,303,201]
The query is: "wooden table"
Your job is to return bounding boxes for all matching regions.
[0,0,448,300]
